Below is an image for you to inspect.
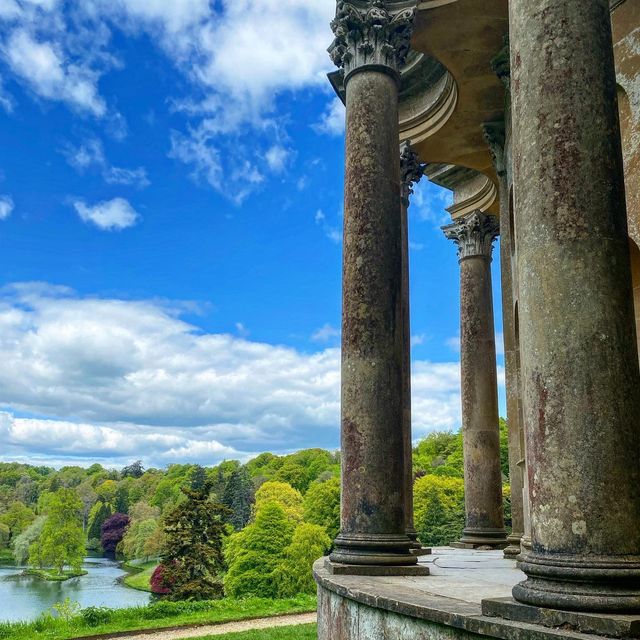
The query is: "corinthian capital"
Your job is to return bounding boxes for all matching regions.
[400,141,426,208]
[329,0,416,81]
[442,211,499,261]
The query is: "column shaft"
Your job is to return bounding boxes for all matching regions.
[510,0,640,611]
[444,212,507,548]
[328,1,419,569]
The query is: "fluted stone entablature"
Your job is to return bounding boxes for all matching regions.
[443,210,507,549]
[442,211,499,262]
[329,0,416,81]
[327,0,426,574]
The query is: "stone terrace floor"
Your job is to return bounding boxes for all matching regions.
[418,547,524,603]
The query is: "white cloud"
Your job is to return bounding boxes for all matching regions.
[411,334,426,347]
[235,322,249,338]
[73,197,139,230]
[62,138,149,187]
[446,336,461,352]
[314,209,325,224]
[312,323,340,343]
[0,283,467,465]
[326,228,341,244]
[5,29,106,116]
[314,97,345,136]
[0,194,13,219]
[265,145,290,174]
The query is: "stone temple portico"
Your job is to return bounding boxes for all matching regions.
[315,0,640,638]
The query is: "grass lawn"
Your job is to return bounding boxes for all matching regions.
[196,624,317,640]
[122,561,157,592]
[0,595,317,640]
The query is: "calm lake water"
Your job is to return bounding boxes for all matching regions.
[0,556,152,623]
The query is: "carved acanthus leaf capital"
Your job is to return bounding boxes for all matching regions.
[442,210,499,261]
[329,1,416,80]
[400,141,426,208]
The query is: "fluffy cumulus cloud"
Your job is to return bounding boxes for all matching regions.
[0,283,464,467]
[314,97,345,136]
[73,197,139,230]
[0,0,339,202]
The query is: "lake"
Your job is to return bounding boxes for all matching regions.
[0,556,152,622]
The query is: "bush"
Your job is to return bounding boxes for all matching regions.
[150,563,172,595]
[81,606,113,626]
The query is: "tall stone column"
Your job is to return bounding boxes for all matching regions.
[443,211,507,549]
[510,0,640,611]
[483,123,524,559]
[327,0,424,571]
[399,142,429,555]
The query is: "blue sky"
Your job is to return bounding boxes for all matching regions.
[0,0,504,468]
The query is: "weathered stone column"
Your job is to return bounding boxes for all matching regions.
[483,123,524,560]
[399,141,429,555]
[327,0,423,571]
[510,0,640,611]
[443,211,507,549]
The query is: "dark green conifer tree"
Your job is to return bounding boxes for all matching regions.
[222,468,254,530]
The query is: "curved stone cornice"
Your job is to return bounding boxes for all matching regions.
[400,142,426,207]
[442,210,499,261]
[329,1,417,81]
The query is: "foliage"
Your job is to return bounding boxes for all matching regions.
[413,431,464,478]
[87,501,113,541]
[275,523,331,597]
[302,476,340,541]
[0,595,317,640]
[224,502,294,598]
[51,598,81,622]
[12,517,45,566]
[0,501,36,541]
[414,475,465,546]
[121,461,144,479]
[29,488,85,575]
[222,468,254,530]
[150,563,172,595]
[160,484,228,601]
[100,512,130,554]
[254,482,303,524]
[499,418,510,479]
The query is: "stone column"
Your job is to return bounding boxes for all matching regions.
[483,123,524,559]
[443,211,507,549]
[510,0,640,611]
[327,0,424,571]
[399,141,429,555]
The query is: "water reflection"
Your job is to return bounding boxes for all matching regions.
[0,556,151,622]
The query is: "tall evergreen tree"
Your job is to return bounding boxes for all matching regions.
[222,468,254,530]
[158,483,228,600]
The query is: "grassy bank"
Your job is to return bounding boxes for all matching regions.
[0,595,317,640]
[122,561,157,592]
[197,625,317,640]
[24,569,88,582]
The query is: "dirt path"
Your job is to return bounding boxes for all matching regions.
[95,612,318,640]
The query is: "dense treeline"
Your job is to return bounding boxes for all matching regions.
[0,421,512,597]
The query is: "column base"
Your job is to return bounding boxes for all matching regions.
[411,547,432,557]
[514,551,640,613]
[329,532,418,567]
[483,597,640,638]
[324,557,430,577]
[503,533,523,559]
[452,527,508,549]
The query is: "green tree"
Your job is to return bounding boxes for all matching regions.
[222,468,254,530]
[254,481,303,523]
[160,484,227,601]
[224,501,294,598]
[30,488,85,575]
[413,475,465,546]
[275,523,331,597]
[13,517,45,565]
[303,476,340,540]
[87,500,113,540]
[0,501,35,540]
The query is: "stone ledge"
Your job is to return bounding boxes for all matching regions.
[482,597,640,639]
[314,556,622,639]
